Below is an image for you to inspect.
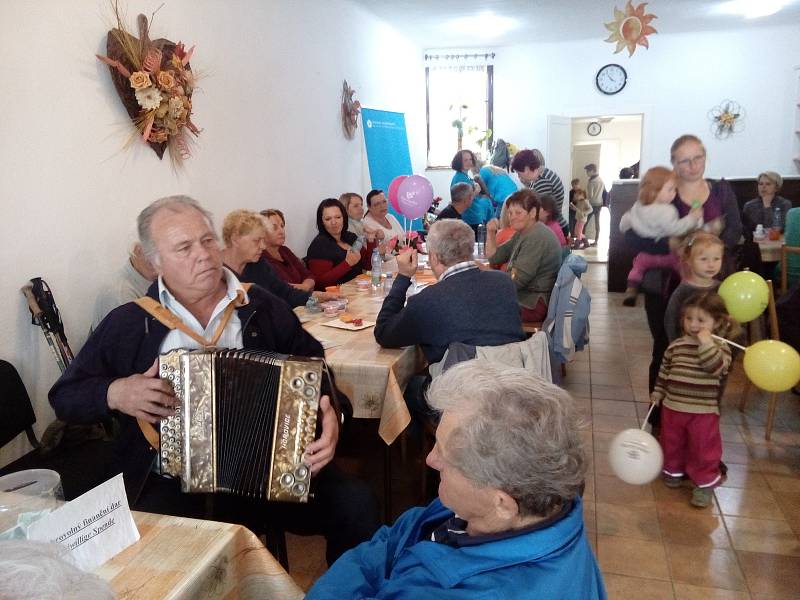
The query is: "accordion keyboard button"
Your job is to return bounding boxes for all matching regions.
[305,371,318,384]
[303,387,316,398]
[292,482,307,497]
[291,377,304,390]
[294,465,309,479]
[280,473,295,488]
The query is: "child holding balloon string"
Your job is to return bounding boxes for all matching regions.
[651,290,740,508]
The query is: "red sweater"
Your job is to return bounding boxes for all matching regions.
[263,246,313,285]
[305,233,376,290]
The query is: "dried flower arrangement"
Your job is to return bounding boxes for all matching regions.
[96,3,200,166]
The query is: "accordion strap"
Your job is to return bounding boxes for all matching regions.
[134,283,253,348]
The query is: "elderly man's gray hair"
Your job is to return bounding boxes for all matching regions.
[426,219,475,267]
[450,182,473,204]
[137,195,216,264]
[427,360,586,517]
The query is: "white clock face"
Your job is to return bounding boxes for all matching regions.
[596,64,627,95]
[587,122,601,136]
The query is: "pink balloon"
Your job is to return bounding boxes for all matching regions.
[388,176,407,214]
[397,175,434,220]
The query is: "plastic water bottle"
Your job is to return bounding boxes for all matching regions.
[371,248,382,288]
[383,273,393,296]
[773,207,784,232]
[476,224,486,257]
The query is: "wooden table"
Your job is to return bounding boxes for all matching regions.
[298,274,433,444]
[95,512,303,600]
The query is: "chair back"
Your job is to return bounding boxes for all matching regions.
[0,361,39,449]
[781,207,800,293]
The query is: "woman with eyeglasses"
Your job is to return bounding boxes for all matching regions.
[623,134,742,432]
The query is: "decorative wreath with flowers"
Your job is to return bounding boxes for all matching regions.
[96,5,200,166]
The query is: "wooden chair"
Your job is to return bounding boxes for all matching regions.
[738,280,782,440]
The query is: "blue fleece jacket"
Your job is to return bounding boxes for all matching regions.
[306,496,606,599]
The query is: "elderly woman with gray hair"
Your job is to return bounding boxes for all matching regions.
[307,360,605,599]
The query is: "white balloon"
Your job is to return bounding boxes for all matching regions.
[608,428,663,485]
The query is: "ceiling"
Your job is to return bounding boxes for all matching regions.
[351,0,800,48]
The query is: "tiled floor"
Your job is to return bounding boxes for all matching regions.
[287,263,800,598]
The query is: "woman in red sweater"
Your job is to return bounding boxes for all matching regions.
[305,198,377,290]
[261,208,316,292]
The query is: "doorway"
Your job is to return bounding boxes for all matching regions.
[569,114,643,261]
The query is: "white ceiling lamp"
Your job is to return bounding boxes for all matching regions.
[442,11,519,39]
[715,0,790,18]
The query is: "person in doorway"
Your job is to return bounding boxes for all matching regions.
[584,163,605,246]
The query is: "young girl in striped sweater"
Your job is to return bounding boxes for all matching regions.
[652,291,740,508]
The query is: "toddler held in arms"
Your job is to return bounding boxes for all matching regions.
[619,166,704,306]
[651,291,740,508]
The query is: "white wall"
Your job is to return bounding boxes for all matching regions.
[0,0,425,465]
[491,24,800,179]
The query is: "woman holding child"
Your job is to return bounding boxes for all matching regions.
[623,134,742,398]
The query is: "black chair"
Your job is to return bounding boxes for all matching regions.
[0,360,115,500]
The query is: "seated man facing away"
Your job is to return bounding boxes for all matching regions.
[91,242,157,330]
[374,219,524,413]
[50,195,378,565]
[436,182,474,221]
[307,360,606,599]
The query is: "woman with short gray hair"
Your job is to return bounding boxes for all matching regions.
[742,171,792,237]
[427,360,586,517]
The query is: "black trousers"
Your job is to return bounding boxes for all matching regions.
[589,207,602,242]
[133,462,380,565]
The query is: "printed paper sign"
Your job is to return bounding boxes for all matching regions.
[27,473,139,571]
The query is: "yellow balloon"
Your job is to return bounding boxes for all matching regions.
[743,340,800,392]
[718,271,769,323]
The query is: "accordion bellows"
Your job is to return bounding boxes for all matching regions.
[154,349,322,503]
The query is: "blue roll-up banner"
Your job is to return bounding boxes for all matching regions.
[361,108,420,229]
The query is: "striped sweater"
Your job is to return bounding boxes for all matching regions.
[530,168,567,229]
[652,335,731,415]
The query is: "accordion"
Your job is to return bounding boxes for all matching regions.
[144,349,323,503]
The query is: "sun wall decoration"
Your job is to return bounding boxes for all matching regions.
[604,1,658,57]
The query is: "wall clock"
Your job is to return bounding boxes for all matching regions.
[587,122,602,136]
[596,63,627,95]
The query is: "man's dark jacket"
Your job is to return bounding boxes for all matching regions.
[49,283,332,504]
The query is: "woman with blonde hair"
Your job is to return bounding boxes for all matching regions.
[221,209,314,308]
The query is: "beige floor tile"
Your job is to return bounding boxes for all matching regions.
[737,551,800,599]
[595,502,661,541]
[592,414,639,434]
[721,442,751,465]
[592,399,638,417]
[773,491,800,534]
[672,584,750,599]
[591,385,635,401]
[718,425,745,444]
[595,474,655,507]
[714,486,785,519]
[764,474,800,494]
[286,533,327,591]
[590,372,631,386]
[597,535,670,580]
[602,573,675,600]
[657,505,731,548]
[718,463,767,489]
[724,516,800,556]
[584,501,597,534]
[664,543,745,590]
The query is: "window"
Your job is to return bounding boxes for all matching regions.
[425,53,494,168]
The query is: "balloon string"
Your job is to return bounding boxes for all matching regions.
[711,334,747,351]
[641,402,657,431]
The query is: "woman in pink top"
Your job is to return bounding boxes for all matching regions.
[539,194,568,247]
